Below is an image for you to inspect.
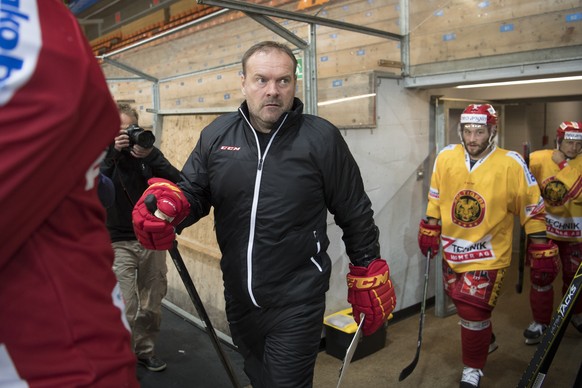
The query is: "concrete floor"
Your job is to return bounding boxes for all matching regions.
[314,306,581,387]
[141,260,582,387]
[313,261,582,388]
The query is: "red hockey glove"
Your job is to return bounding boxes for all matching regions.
[347,258,396,336]
[528,241,560,287]
[132,178,190,250]
[418,219,441,257]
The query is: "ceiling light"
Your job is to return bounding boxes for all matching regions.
[455,75,582,89]
[318,93,376,106]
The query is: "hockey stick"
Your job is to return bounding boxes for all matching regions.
[516,142,531,294]
[336,313,365,388]
[517,261,582,388]
[145,195,242,388]
[516,229,527,294]
[573,360,582,388]
[399,249,432,381]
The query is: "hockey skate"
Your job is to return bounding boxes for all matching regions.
[523,321,547,345]
[460,366,483,388]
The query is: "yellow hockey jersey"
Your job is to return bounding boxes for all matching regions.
[426,144,546,272]
[529,149,582,242]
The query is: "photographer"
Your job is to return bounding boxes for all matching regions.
[101,103,181,372]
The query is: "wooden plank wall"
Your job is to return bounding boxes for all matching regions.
[104,0,582,129]
[107,78,155,128]
[105,0,401,129]
[409,0,582,65]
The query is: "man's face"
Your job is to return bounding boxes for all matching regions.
[559,139,582,159]
[241,49,296,133]
[461,124,493,159]
[120,113,134,131]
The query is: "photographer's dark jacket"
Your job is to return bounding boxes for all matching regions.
[178,98,380,308]
[101,146,180,243]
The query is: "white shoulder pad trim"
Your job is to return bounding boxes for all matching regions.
[507,150,537,186]
[0,0,41,106]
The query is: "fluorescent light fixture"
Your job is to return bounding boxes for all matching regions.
[317,93,376,106]
[456,75,582,89]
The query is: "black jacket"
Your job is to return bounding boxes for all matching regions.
[179,98,380,308]
[101,145,181,243]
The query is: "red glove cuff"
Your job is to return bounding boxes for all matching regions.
[528,242,559,260]
[528,241,560,287]
[418,219,441,237]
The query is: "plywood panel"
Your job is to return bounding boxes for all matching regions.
[410,0,581,34]
[107,79,156,128]
[159,70,244,110]
[316,41,400,77]
[317,72,376,128]
[158,115,221,254]
[410,8,582,64]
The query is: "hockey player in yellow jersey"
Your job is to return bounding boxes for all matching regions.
[524,121,582,344]
[417,104,558,388]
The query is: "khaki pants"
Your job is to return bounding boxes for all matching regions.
[112,240,167,358]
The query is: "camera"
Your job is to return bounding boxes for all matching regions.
[126,124,155,149]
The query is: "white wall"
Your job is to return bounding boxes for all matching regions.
[323,77,432,316]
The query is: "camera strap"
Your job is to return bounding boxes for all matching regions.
[113,158,136,208]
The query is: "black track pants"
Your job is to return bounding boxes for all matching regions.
[226,295,326,388]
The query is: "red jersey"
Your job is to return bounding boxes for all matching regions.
[0,1,138,386]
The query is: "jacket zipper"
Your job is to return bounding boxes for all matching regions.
[240,109,288,307]
[310,230,323,272]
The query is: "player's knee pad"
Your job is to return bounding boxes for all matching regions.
[455,299,492,323]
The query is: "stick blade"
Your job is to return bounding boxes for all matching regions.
[398,355,419,381]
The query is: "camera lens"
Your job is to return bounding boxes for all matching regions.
[126,125,155,148]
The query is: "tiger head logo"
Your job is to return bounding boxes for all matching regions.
[452,190,486,227]
[542,179,567,206]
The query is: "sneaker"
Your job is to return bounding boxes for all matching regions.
[488,333,498,354]
[571,314,582,333]
[523,321,547,345]
[138,355,167,372]
[460,367,483,388]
